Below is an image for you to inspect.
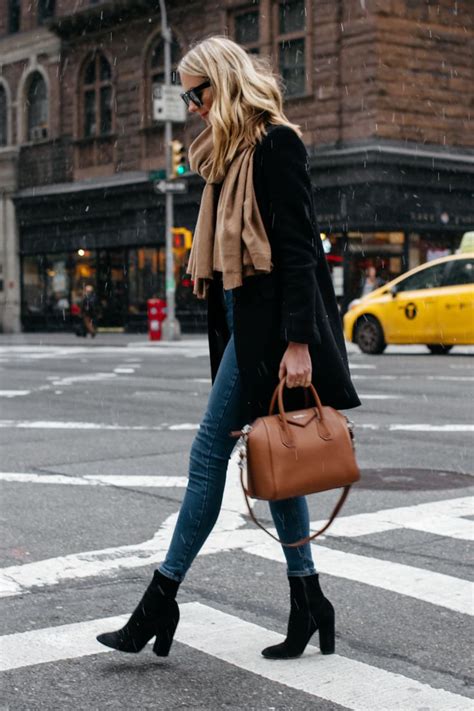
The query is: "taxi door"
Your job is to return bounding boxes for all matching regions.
[437,258,474,344]
[383,262,447,343]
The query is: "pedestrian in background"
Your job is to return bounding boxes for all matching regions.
[360,265,383,297]
[81,284,97,338]
[97,36,359,660]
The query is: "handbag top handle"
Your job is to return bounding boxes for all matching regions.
[268,379,332,447]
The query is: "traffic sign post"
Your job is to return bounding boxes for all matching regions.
[157,0,181,341]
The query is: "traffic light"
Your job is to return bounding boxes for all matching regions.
[172,227,193,250]
[170,140,188,178]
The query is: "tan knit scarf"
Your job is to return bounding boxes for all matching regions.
[186,124,272,298]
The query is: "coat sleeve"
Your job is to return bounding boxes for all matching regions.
[260,126,321,344]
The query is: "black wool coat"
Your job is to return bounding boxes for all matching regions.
[207,124,360,421]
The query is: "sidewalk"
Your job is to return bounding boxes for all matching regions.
[1,331,472,356]
[0,331,206,347]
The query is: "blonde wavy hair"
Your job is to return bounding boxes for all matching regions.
[178,35,301,182]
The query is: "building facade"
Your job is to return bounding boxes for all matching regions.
[0,0,473,332]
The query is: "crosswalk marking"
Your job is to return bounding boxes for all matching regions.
[0,473,188,488]
[310,497,473,541]
[0,603,471,710]
[1,460,472,613]
[0,420,199,431]
[0,419,471,432]
[0,390,31,397]
[244,538,473,616]
[2,522,471,615]
[176,604,472,711]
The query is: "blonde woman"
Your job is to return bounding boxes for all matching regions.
[97,36,359,660]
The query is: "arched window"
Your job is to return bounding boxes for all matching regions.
[26,72,48,142]
[0,85,8,146]
[8,0,21,33]
[146,36,181,122]
[81,53,113,138]
[38,0,55,25]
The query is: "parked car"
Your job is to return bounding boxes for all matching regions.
[343,253,474,354]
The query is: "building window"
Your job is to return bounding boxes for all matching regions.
[233,4,260,54]
[37,0,55,24]
[149,36,181,87]
[26,72,48,142]
[128,248,165,314]
[81,53,113,138]
[0,86,8,147]
[8,0,21,33]
[275,0,308,96]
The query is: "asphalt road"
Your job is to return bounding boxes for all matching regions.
[0,335,473,710]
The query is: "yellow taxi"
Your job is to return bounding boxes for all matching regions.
[343,253,474,354]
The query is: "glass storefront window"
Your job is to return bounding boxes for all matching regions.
[22,254,72,327]
[128,247,165,315]
[70,250,96,315]
[45,255,69,322]
[22,256,44,318]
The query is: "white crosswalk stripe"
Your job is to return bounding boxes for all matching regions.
[1,461,473,706]
[0,604,471,710]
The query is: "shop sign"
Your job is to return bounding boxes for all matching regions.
[409,211,474,226]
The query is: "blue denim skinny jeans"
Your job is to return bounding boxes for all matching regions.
[159,290,316,583]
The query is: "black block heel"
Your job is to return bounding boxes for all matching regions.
[318,608,335,655]
[152,614,180,657]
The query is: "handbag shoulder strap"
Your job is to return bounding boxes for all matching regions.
[239,465,351,548]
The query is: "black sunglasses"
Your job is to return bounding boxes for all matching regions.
[180,81,211,108]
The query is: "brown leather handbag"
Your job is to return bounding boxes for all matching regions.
[234,379,360,547]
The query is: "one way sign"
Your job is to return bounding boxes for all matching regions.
[153,180,188,194]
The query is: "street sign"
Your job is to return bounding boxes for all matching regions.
[153,179,188,194]
[148,169,166,181]
[152,84,187,123]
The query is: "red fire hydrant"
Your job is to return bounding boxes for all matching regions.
[147,299,167,341]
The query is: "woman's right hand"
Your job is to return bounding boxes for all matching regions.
[278,342,312,388]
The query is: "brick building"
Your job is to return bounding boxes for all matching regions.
[0,0,473,332]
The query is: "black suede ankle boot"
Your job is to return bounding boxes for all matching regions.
[96,570,180,657]
[262,574,335,659]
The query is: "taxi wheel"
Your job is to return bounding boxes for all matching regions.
[427,345,453,355]
[355,316,386,354]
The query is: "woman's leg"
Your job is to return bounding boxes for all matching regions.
[96,333,245,657]
[269,496,316,576]
[263,498,335,660]
[159,334,245,582]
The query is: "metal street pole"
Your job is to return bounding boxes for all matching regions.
[159,0,180,340]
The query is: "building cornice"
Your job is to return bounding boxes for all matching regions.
[0,27,60,67]
[50,0,162,38]
[311,140,474,173]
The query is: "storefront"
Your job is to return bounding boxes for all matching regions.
[312,142,474,311]
[14,142,474,331]
[21,241,196,332]
[16,174,204,332]
[321,229,465,310]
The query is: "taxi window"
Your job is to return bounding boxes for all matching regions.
[396,262,446,292]
[443,259,474,286]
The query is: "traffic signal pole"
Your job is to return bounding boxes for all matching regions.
[159,0,180,341]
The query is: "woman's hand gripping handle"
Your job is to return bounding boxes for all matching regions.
[278,342,312,389]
